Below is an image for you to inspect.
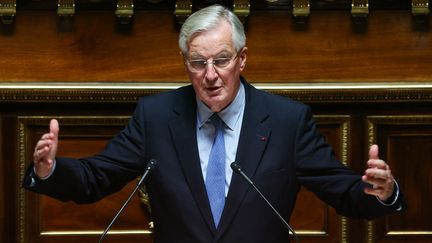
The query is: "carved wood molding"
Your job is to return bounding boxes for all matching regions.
[4,0,429,28]
[1,82,431,104]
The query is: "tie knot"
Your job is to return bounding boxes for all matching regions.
[210,114,224,130]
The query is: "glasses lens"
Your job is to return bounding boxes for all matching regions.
[189,60,206,71]
[186,52,239,72]
[213,58,231,69]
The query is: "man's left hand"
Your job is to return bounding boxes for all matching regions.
[362,144,395,201]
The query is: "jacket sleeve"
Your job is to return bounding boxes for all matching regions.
[23,98,148,204]
[294,106,406,219]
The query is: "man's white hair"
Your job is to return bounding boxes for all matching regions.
[179,4,246,55]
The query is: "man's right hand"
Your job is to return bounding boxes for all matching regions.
[33,119,59,178]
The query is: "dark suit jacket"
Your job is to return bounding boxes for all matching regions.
[24,79,405,243]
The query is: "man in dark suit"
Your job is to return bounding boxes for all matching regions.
[24,4,406,243]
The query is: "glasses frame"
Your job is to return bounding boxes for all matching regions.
[184,50,242,73]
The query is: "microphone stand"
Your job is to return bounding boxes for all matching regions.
[231,162,300,243]
[98,159,157,243]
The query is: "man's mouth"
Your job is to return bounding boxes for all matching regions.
[207,86,221,92]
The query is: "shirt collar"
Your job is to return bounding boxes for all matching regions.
[197,82,245,130]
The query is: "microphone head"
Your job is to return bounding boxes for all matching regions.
[147,159,158,170]
[230,162,242,173]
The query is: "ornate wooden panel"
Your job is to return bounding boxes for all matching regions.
[0,84,429,243]
[291,115,350,243]
[367,115,432,243]
[17,116,153,243]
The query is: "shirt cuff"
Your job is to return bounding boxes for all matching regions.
[33,159,56,180]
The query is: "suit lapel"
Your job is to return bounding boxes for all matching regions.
[216,81,271,238]
[168,87,217,235]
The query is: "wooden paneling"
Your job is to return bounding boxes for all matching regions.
[0,10,431,83]
[367,116,432,243]
[2,115,18,243]
[291,115,350,243]
[1,2,432,242]
[245,11,432,83]
[0,87,428,243]
[13,111,357,243]
[17,114,354,243]
[17,117,153,243]
[0,11,185,83]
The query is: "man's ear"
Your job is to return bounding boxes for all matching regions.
[239,47,248,70]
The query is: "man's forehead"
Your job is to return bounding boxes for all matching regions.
[187,36,234,56]
[187,20,232,43]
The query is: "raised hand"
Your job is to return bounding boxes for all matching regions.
[33,119,59,178]
[362,144,395,201]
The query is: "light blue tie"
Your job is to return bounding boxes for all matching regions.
[205,114,226,227]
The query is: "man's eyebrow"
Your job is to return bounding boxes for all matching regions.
[214,51,232,57]
[188,50,232,59]
[188,53,205,59]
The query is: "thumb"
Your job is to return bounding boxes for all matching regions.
[369,144,379,160]
[48,119,59,160]
[50,119,59,138]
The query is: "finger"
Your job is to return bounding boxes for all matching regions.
[34,138,55,159]
[41,132,55,140]
[363,176,395,201]
[33,146,51,163]
[369,144,379,160]
[364,167,392,180]
[362,172,394,190]
[34,139,52,151]
[363,176,389,188]
[50,119,59,139]
[363,187,385,197]
[367,159,389,170]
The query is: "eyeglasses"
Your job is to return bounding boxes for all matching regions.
[185,51,240,73]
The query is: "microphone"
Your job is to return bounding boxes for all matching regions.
[231,162,300,243]
[98,159,158,243]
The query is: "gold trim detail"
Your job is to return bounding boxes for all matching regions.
[233,0,250,24]
[290,230,327,236]
[367,220,374,243]
[174,0,192,25]
[368,115,432,127]
[18,121,26,243]
[351,0,369,17]
[1,82,431,104]
[292,0,310,17]
[115,0,134,24]
[138,183,152,229]
[312,115,351,242]
[0,0,16,24]
[40,230,152,236]
[341,217,348,243]
[57,0,75,17]
[387,231,432,235]
[412,0,430,16]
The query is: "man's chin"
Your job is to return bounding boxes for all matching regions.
[202,96,228,112]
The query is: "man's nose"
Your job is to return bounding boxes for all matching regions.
[205,62,218,80]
